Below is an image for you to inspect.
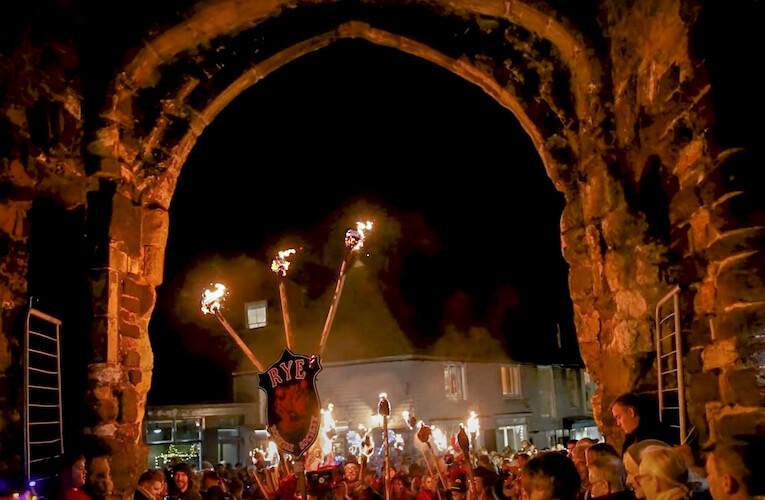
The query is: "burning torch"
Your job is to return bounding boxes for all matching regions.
[404,411,442,500]
[467,411,480,466]
[458,425,479,500]
[318,221,373,356]
[416,423,449,493]
[271,248,297,350]
[378,392,391,500]
[201,283,265,372]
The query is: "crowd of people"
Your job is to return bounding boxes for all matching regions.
[49,393,762,500]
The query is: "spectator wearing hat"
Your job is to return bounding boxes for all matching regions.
[450,477,468,500]
[171,464,203,500]
[704,436,764,500]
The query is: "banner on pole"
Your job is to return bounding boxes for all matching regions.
[258,349,322,457]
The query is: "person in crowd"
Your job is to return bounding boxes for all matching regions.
[416,475,439,500]
[520,452,580,500]
[704,435,765,500]
[150,468,170,500]
[498,473,520,500]
[515,455,530,472]
[55,454,91,500]
[567,442,579,457]
[623,440,671,499]
[635,446,690,500]
[572,440,597,493]
[171,463,203,500]
[229,480,244,500]
[472,467,500,500]
[137,470,164,500]
[610,394,677,454]
[586,456,633,500]
[585,445,619,466]
[450,477,468,500]
[391,475,416,500]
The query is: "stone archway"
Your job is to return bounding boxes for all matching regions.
[1,0,763,498]
[85,0,665,493]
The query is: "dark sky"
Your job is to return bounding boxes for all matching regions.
[147,39,577,405]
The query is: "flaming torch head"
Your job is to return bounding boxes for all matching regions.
[201,283,226,315]
[467,411,480,439]
[402,411,419,430]
[345,221,373,251]
[377,393,390,417]
[457,424,470,453]
[416,424,432,443]
[271,248,297,277]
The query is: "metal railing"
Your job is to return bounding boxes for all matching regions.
[24,308,65,490]
[654,286,686,443]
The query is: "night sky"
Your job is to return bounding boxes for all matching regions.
[147,39,577,405]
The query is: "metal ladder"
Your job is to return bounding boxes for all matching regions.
[654,286,686,444]
[24,308,65,491]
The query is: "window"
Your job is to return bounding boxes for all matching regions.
[498,425,527,452]
[538,366,556,417]
[246,301,267,329]
[565,368,580,408]
[500,365,522,397]
[444,363,467,401]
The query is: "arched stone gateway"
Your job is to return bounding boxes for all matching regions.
[1,0,763,497]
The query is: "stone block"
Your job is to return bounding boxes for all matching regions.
[122,351,140,368]
[88,456,114,498]
[561,226,587,263]
[128,369,142,385]
[720,368,765,407]
[702,338,740,371]
[120,295,140,315]
[119,320,140,339]
[668,184,700,226]
[674,137,705,179]
[614,289,648,318]
[604,249,633,292]
[704,226,765,262]
[711,303,765,341]
[686,371,719,410]
[689,208,718,251]
[119,387,138,423]
[707,405,765,442]
[141,208,169,247]
[121,275,155,316]
[715,251,765,306]
[109,195,141,256]
[109,244,128,273]
[693,280,716,316]
[144,245,165,286]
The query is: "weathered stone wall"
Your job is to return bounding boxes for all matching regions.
[1,0,763,497]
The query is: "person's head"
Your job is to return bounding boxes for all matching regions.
[623,440,670,499]
[139,470,163,499]
[502,473,520,500]
[60,454,87,489]
[705,436,765,500]
[173,464,192,493]
[566,441,578,454]
[585,444,618,466]
[229,479,244,499]
[422,475,436,493]
[587,457,626,498]
[451,477,467,500]
[637,446,688,500]
[203,471,222,491]
[150,469,168,497]
[344,456,360,483]
[610,394,646,435]
[520,452,580,500]
[392,475,408,495]
[516,454,530,469]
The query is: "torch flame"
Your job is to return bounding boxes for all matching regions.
[345,221,373,251]
[271,248,297,277]
[201,283,226,315]
[402,411,419,430]
[432,426,448,452]
[467,411,480,438]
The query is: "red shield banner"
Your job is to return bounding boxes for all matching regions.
[258,349,322,457]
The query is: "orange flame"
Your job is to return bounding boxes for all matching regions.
[345,221,373,251]
[271,248,297,277]
[467,411,480,437]
[201,283,226,315]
